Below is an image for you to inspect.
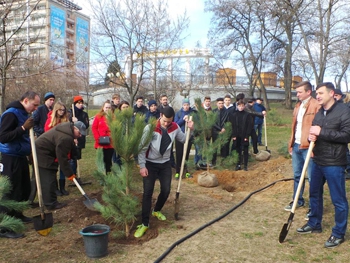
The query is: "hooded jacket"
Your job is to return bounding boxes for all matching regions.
[35,122,76,177]
[0,101,31,157]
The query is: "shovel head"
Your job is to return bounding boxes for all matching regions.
[83,196,99,211]
[174,192,180,220]
[33,212,53,236]
[278,212,294,243]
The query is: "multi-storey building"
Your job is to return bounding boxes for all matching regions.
[2,0,90,78]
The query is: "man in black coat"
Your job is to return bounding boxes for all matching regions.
[33,92,55,137]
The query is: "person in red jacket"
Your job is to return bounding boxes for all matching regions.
[92,100,114,173]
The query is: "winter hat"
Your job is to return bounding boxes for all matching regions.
[334,89,343,96]
[44,92,55,101]
[73,121,86,136]
[182,98,190,105]
[148,99,157,107]
[73,95,84,103]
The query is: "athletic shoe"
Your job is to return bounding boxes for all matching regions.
[235,165,241,171]
[185,173,193,178]
[305,209,311,221]
[296,223,322,234]
[174,173,179,180]
[134,224,148,238]
[324,235,344,248]
[284,201,304,211]
[152,210,166,221]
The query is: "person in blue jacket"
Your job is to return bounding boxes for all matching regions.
[0,91,40,238]
[253,98,267,145]
[174,98,194,179]
[145,100,160,123]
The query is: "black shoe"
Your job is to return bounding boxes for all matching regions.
[297,224,322,234]
[55,189,63,197]
[59,179,69,195]
[324,235,344,248]
[0,228,24,239]
[29,201,39,208]
[17,215,33,224]
[235,165,241,171]
[60,189,69,195]
[244,166,248,171]
[47,202,67,211]
[258,143,263,146]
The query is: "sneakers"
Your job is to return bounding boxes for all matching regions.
[134,224,149,238]
[284,201,304,211]
[243,166,248,171]
[296,223,322,234]
[174,173,179,180]
[185,173,193,178]
[305,209,311,221]
[235,165,241,171]
[152,210,166,221]
[324,235,344,248]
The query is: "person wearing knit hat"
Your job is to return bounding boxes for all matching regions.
[334,89,344,102]
[174,98,195,180]
[145,100,160,123]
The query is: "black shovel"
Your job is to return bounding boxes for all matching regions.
[30,128,53,236]
[278,141,314,243]
[72,177,100,211]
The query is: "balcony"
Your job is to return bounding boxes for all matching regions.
[67,17,75,24]
[66,27,74,35]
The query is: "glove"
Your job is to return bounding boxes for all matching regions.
[23,117,34,130]
[68,174,76,181]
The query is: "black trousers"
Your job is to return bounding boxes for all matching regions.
[0,154,30,214]
[250,129,259,154]
[233,137,249,167]
[103,148,114,173]
[142,161,172,226]
[39,167,59,207]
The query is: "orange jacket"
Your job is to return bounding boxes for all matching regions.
[288,97,321,153]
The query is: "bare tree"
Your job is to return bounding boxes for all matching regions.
[206,0,275,109]
[0,0,42,112]
[88,0,189,103]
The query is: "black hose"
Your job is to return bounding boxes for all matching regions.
[154,177,294,263]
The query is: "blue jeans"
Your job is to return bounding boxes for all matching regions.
[254,124,263,144]
[308,164,348,238]
[291,143,313,206]
[142,161,172,226]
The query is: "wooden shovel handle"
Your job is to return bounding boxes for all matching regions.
[29,128,45,216]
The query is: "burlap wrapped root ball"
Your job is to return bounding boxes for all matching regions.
[255,150,271,161]
[197,171,219,187]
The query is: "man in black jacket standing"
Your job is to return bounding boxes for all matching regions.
[297,82,350,248]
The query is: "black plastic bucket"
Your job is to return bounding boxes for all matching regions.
[79,224,110,258]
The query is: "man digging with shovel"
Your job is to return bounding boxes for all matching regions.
[135,106,194,238]
[34,121,86,210]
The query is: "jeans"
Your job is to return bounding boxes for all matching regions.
[141,161,172,226]
[308,164,348,238]
[254,124,263,144]
[291,143,314,206]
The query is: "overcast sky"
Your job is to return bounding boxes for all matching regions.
[73,0,211,48]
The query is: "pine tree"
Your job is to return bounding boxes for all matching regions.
[193,98,231,171]
[0,176,26,234]
[93,108,155,237]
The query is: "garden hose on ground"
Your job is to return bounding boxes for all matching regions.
[154,177,294,263]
